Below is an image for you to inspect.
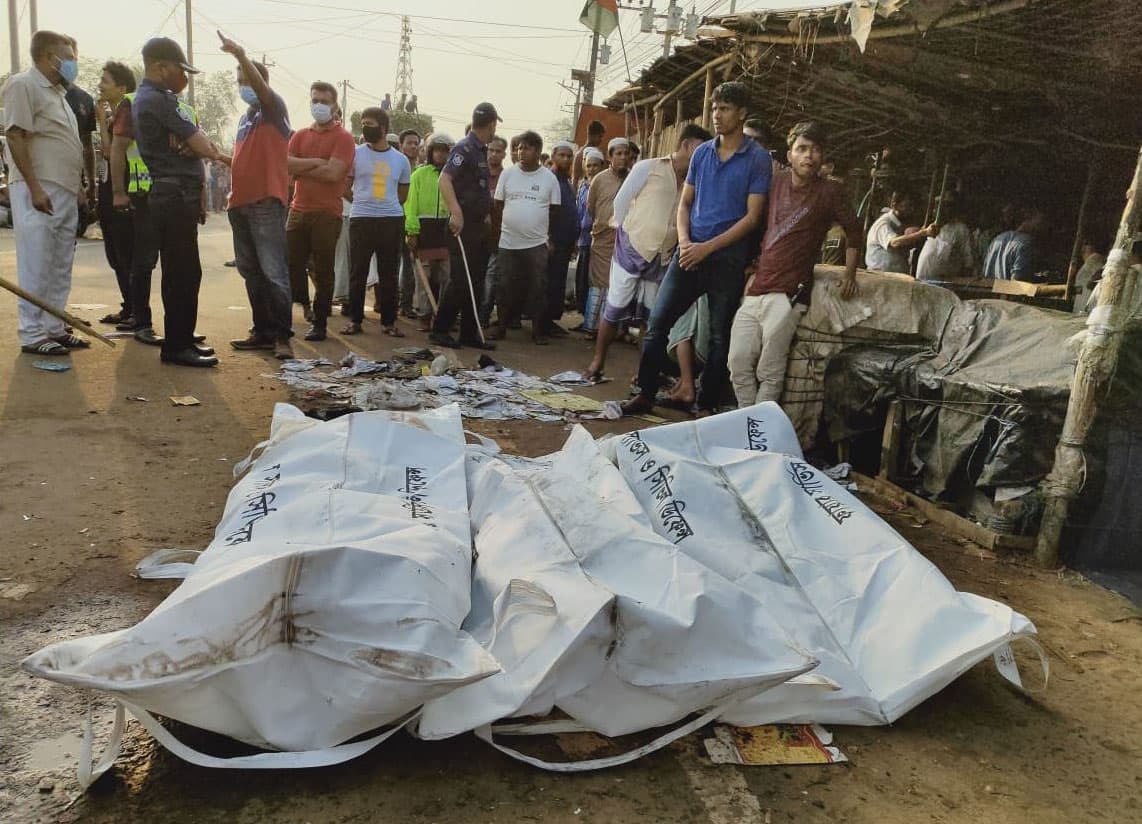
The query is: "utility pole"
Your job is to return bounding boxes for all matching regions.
[185,0,195,106]
[340,79,349,116]
[8,0,19,74]
[28,0,36,34]
[584,29,600,106]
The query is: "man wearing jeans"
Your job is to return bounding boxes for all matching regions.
[219,33,294,359]
[620,82,770,417]
[286,81,355,341]
[728,122,861,407]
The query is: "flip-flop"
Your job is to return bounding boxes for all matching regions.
[22,340,70,356]
[341,323,363,335]
[53,333,91,349]
[382,326,406,338]
[582,369,605,384]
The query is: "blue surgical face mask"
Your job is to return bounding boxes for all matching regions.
[310,102,333,125]
[238,85,259,106]
[55,56,79,85]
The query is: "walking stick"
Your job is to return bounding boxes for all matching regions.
[412,259,439,314]
[455,237,487,346]
[0,276,117,348]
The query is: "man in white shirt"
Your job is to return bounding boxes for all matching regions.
[487,130,561,344]
[2,30,87,356]
[916,196,976,281]
[865,190,935,274]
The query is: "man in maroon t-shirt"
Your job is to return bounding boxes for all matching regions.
[727,121,862,407]
[286,81,355,340]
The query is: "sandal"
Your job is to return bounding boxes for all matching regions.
[99,312,124,325]
[22,339,70,356]
[53,333,91,349]
[582,369,605,384]
[341,323,363,335]
[382,325,406,338]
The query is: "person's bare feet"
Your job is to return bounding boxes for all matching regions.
[666,380,696,405]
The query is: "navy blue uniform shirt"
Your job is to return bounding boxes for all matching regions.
[132,79,203,183]
[64,85,95,138]
[551,173,579,247]
[441,131,490,222]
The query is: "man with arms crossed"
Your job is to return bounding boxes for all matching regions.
[621,82,770,417]
[287,81,355,340]
[727,122,861,407]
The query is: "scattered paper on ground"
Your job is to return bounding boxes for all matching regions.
[170,396,201,406]
[519,390,603,413]
[703,724,847,766]
[32,361,71,372]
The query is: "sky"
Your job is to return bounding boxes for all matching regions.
[2,0,832,142]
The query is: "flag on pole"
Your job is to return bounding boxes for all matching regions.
[579,0,620,38]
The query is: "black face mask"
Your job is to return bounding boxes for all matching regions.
[362,125,384,144]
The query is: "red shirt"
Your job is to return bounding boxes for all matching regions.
[748,170,862,298]
[111,98,133,139]
[288,124,355,217]
[229,92,291,209]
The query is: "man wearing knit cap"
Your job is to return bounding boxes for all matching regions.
[574,146,606,320]
[583,136,632,334]
[544,140,578,336]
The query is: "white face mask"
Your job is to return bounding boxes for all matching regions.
[311,102,333,124]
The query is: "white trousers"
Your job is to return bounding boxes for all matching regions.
[728,292,806,407]
[12,180,78,346]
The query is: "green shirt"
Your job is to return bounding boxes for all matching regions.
[404,162,450,236]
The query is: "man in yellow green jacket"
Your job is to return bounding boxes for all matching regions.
[404,132,453,329]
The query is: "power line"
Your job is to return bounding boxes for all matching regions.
[254,0,584,33]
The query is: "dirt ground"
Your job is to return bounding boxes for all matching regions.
[1,224,1140,824]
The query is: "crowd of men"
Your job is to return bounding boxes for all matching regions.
[5,29,874,419]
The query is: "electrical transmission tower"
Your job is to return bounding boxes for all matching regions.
[393,16,414,102]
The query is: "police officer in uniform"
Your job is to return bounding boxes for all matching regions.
[429,102,501,350]
[132,37,229,367]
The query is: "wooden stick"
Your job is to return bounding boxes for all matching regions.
[412,258,439,314]
[933,161,950,224]
[0,275,117,348]
[922,166,939,226]
[1035,144,1142,567]
[1065,159,1098,301]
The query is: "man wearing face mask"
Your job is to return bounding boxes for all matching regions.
[218,31,294,360]
[61,37,97,223]
[286,81,355,341]
[2,30,87,356]
[133,36,230,367]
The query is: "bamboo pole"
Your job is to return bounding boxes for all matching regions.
[1034,145,1142,567]
[701,65,715,130]
[656,52,734,114]
[922,166,939,226]
[650,107,665,157]
[1065,159,1098,302]
[933,161,950,224]
[0,276,117,348]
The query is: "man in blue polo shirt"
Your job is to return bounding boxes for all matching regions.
[621,81,770,416]
[430,101,501,350]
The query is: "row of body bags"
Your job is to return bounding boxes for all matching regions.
[23,402,1045,784]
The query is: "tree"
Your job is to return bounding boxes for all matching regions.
[193,71,238,150]
[347,109,434,141]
